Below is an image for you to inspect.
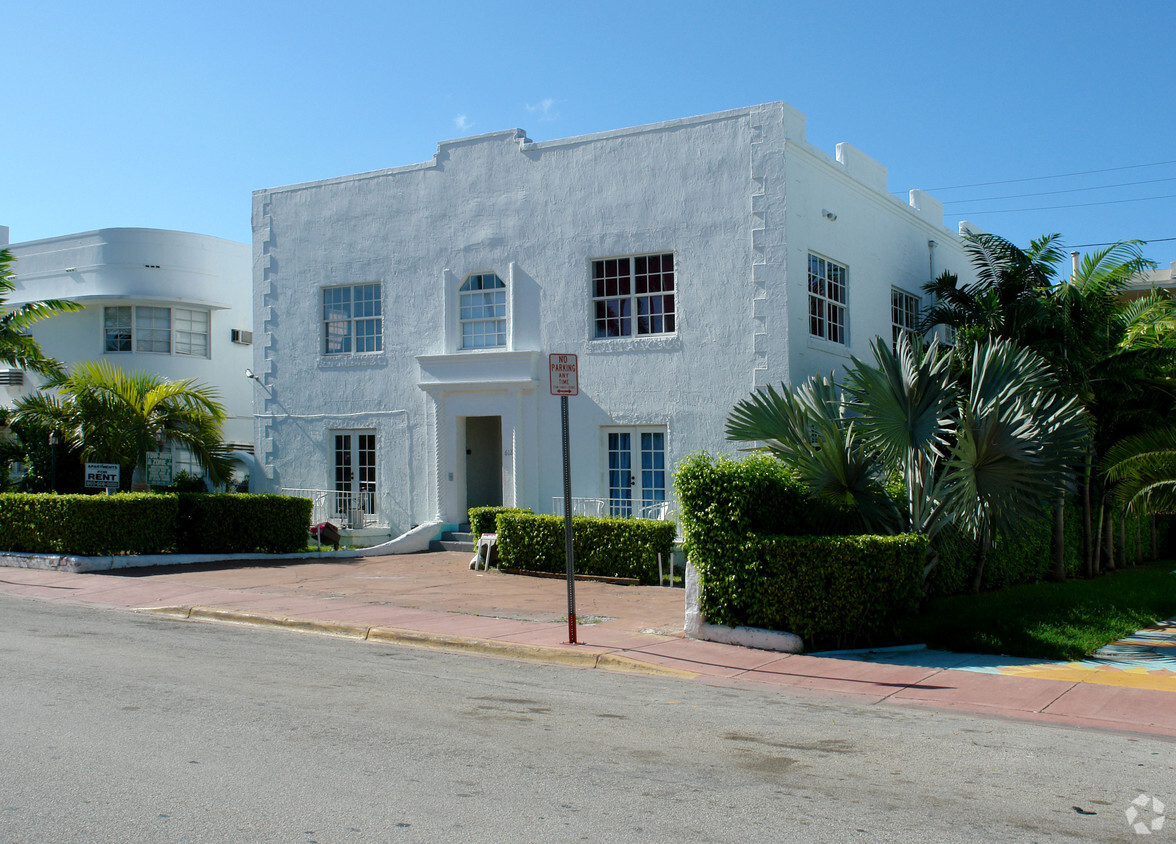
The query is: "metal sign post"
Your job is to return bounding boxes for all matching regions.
[550,354,579,645]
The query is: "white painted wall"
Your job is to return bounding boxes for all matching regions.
[2,228,255,472]
[252,102,975,537]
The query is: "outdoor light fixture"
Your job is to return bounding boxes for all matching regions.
[245,369,258,380]
[822,209,838,221]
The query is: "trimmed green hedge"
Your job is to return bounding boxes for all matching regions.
[468,506,532,541]
[175,493,313,554]
[0,493,178,555]
[675,453,925,649]
[0,492,312,556]
[494,513,676,585]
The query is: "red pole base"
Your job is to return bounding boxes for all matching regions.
[566,612,577,645]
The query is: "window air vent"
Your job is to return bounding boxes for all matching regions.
[231,329,253,345]
[0,370,25,386]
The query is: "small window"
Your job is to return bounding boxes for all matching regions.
[808,254,847,344]
[104,306,132,352]
[136,307,171,353]
[323,283,382,355]
[891,288,920,349]
[593,253,675,338]
[174,308,210,357]
[459,273,506,349]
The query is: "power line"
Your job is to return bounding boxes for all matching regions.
[950,192,1176,216]
[1071,236,1176,248]
[941,176,1176,206]
[924,160,1176,192]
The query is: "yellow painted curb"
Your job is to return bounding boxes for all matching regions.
[595,652,699,679]
[136,605,698,680]
[366,627,601,668]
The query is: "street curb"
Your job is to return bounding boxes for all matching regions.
[137,606,699,679]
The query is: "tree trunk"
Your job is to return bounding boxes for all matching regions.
[1119,510,1128,567]
[1102,506,1115,572]
[1081,457,1093,578]
[968,540,987,594]
[1092,499,1104,576]
[1050,492,1066,581]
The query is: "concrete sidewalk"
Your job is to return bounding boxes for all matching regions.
[1,551,1174,740]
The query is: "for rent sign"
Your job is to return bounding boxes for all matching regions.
[85,463,120,490]
[549,353,578,396]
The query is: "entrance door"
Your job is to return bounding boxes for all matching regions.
[606,429,666,517]
[464,416,502,510]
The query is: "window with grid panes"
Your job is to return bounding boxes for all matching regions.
[891,288,920,349]
[459,273,506,349]
[174,308,210,357]
[104,306,133,352]
[136,307,171,353]
[808,254,847,344]
[592,253,675,338]
[323,283,382,355]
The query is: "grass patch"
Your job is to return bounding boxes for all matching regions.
[898,562,1176,661]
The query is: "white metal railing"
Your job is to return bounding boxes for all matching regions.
[551,497,675,521]
[281,488,377,528]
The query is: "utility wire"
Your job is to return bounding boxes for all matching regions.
[924,160,1176,192]
[950,192,1176,215]
[941,176,1176,206]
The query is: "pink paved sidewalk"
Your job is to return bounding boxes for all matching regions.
[2,552,1174,740]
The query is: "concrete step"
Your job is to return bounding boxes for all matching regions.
[430,540,474,552]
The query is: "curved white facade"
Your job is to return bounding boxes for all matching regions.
[2,228,255,478]
[252,102,977,538]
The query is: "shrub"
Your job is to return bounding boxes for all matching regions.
[495,512,676,585]
[468,506,532,541]
[175,493,313,554]
[0,492,178,555]
[0,492,312,555]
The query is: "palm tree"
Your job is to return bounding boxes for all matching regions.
[726,334,1089,590]
[1104,426,1176,517]
[922,233,1174,579]
[12,360,236,487]
[0,248,83,378]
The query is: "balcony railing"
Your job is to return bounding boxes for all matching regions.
[281,487,377,528]
[551,497,673,521]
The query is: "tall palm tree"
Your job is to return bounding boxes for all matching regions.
[0,248,83,378]
[922,233,1173,578]
[726,334,1089,590]
[12,360,236,487]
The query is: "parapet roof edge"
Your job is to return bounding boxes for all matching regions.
[254,103,778,197]
[5,227,248,250]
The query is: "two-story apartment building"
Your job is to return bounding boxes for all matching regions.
[251,102,976,542]
[1,227,257,485]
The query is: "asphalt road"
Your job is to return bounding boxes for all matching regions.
[1,593,1172,843]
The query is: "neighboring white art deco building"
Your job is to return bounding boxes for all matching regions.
[251,102,976,542]
[1,227,257,483]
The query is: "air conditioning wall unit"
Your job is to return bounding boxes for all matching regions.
[231,329,253,345]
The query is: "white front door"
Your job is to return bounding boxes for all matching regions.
[606,428,666,517]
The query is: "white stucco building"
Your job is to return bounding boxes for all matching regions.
[1,227,258,484]
[251,102,976,542]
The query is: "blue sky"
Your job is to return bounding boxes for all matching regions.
[5,0,1175,266]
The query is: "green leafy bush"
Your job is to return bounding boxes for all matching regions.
[175,493,313,554]
[468,506,532,541]
[0,492,178,555]
[0,492,312,555]
[495,513,676,585]
[675,453,924,649]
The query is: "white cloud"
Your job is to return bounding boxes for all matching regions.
[525,98,559,121]
[454,114,472,132]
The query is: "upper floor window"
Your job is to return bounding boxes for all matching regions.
[459,273,506,349]
[808,253,847,344]
[891,287,920,349]
[592,253,675,339]
[104,306,209,357]
[323,283,382,355]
